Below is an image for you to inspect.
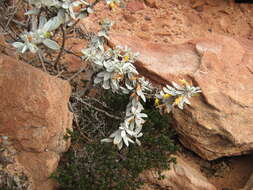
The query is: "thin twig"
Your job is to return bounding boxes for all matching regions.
[53,70,65,78]
[54,25,66,69]
[37,51,47,73]
[68,102,93,142]
[65,19,80,34]
[67,67,86,81]
[74,97,122,120]
[83,96,110,109]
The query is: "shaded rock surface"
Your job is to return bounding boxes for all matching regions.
[140,155,217,190]
[0,54,73,190]
[109,32,253,160]
[240,172,253,190]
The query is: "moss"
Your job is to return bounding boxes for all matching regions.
[52,92,178,190]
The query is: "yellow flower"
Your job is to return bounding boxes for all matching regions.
[163,94,171,99]
[123,55,129,62]
[109,2,116,9]
[154,98,159,106]
[174,96,183,105]
[44,32,52,38]
[179,79,188,85]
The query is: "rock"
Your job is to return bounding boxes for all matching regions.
[141,24,149,32]
[219,16,231,32]
[0,54,73,190]
[108,33,253,160]
[240,173,253,190]
[139,155,217,190]
[144,0,157,8]
[191,0,205,8]
[136,32,151,41]
[123,13,137,23]
[64,38,88,72]
[126,0,145,12]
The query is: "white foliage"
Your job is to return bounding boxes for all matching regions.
[156,80,201,113]
[12,15,61,53]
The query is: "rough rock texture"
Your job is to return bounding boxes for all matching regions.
[63,38,88,72]
[140,155,217,190]
[82,0,253,45]
[109,33,253,160]
[240,173,253,190]
[0,54,73,190]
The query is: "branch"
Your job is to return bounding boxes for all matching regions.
[54,25,66,69]
[74,97,122,120]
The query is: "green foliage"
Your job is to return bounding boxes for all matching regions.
[52,95,178,190]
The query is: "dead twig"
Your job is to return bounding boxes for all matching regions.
[54,25,66,70]
[74,97,122,120]
[68,102,93,142]
[67,67,87,81]
[37,50,47,73]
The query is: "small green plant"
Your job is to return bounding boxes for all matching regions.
[52,93,178,190]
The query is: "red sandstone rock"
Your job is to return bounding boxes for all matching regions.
[140,155,217,190]
[144,0,157,8]
[0,54,73,190]
[126,0,145,12]
[64,38,88,72]
[123,13,137,23]
[109,32,253,160]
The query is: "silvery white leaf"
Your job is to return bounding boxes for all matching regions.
[117,140,123,149]
[111,80,119,90]
[126,136,135,144]
[21,45,28,53]
[125,80,133,90]
[136,132,143,138]
[109,130,119,138]
[138,113,147,118]
[178,98,185,110]
[87,7,94,13]
[135,139,141,146]
[42,16,61,32]
[97,71,106,77]
[28,43,39,53]
[113,134,122,145]
[102,80,110,89]
[103,72,111,81]
[135,118,144,127]
[69,6,76,19]
[121,130,126,137]
[62,3,69,9]
[101,138,113,143]
[12,42,25,49]
[134,126,142,134]
[94,77,103,84]
[122,135,129,147]
[57,9,66,24]
[25,8,40,15]
[42,19,55,32]
[184,97,191,105]
[172,82,183,90]
[103,61,113,69]
[126,127,134,136]
[120,87,130,94]
[43,39,60,50]
[39,16,47,29]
